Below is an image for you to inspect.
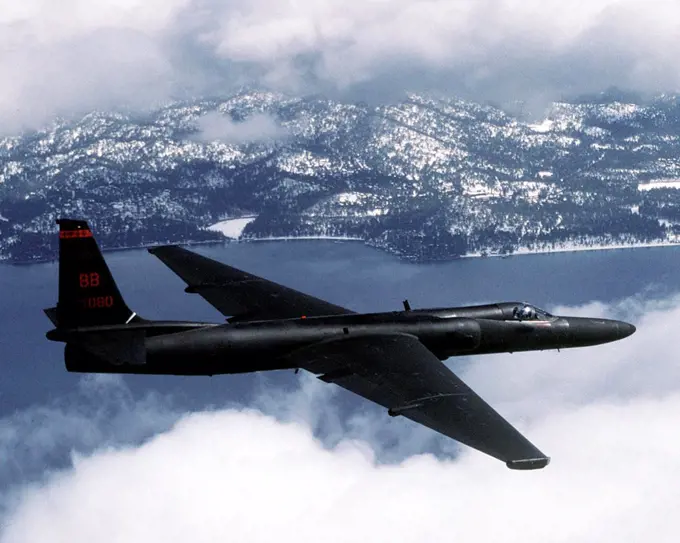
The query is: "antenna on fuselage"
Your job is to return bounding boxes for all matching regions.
[403,299,412,312]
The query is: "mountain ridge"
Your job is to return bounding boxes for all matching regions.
[2,90,680,262]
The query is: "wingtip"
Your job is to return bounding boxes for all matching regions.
[506,457,551,470]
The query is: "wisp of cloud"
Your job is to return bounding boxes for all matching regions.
[1,293,680,542]
[193,112,289,144]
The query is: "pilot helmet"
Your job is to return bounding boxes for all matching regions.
[514,304,535,320]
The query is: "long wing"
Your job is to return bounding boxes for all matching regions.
[148,245,353,321]
[287,333,549,469]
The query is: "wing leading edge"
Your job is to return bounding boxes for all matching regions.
[287,333,549,469]
[149,245,353,322]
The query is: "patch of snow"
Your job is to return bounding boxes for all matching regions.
[461,180,503,199]
[207,217,257,239]
[638,180,680,191]
[513,180,551,204]
[366,208,386,217]
[337,192,361,204]
[0,213,7,222]
[598,102,639,121]
[591,143,613,150]
[528,119,554,133]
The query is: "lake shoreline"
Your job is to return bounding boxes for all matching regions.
[462,240,680,259]
[4,236,680,267]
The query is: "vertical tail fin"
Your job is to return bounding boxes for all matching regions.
[47,219,138,329]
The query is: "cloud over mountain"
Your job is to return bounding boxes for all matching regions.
[2,0,680,132]
[2,293,680,542]
[193,112,289,144]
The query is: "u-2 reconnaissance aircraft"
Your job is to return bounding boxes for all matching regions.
[45,219,636,470]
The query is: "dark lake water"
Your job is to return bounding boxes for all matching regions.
[2,240,680,415]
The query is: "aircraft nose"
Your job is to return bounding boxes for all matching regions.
[566,317,636,346]
[616,321,636,339]
[594,319,637,343]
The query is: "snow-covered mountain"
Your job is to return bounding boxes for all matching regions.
[2,89,680,262]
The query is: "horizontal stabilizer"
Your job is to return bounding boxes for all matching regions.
[44,307,58,326]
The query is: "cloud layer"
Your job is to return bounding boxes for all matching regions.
[2,293,680,542]
[2,0,680,132]
[0,374,181,495]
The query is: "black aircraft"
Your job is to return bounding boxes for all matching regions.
[45,219,636,470]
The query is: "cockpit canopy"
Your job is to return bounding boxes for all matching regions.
[511,303,553,321]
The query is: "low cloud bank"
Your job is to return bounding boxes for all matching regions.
[2,293,679,542]
[0,375,181,494]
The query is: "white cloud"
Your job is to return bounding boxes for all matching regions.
[0,374,181,497]
[3,0,680,132]
[193,112,288,144]
[2,293,680,542]
[0,0,186,132]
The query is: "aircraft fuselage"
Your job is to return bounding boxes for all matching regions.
[53,302,634,376]
[45,218,638,469]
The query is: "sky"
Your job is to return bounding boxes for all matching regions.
[2,289,680,542]
[2,0,680,131]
